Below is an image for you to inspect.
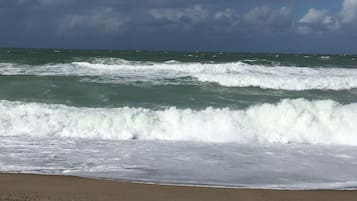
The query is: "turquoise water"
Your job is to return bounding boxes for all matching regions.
[1,48,357,144]
[2,48,357,189]
[1,48,357,109]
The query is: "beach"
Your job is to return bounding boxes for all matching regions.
[1,173,357,201]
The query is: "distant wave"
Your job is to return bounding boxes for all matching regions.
[1,60,357,90]
[1,99,357,145]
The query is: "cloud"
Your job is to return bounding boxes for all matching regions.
[243,6,291,27]
[212,6,292,33]
[340,0,357,23]
[148,5,293,33]
[37,0,69,6]
[2,0,357,53]
[58,7,127,34]
[297,0,357,35]
[297,8,340,34]
[16,0,69,6]
[149,5,208,26]
[214,8,240,26]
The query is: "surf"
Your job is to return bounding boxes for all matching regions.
[1,60,357,90]
[1,98,356,145]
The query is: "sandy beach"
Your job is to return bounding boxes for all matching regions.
[0,173,356,201]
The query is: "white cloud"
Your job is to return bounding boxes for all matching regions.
[297,8,340,34]
[149,5,208,24]
[58,8,127,34]
[340,0,357,23]
[299,9,328,24]
[297,0,357,35]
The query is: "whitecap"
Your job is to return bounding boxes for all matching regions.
[1,99,357,145]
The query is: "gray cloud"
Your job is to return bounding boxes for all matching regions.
[14,0,217,9]
[16,0,72,6]
[149,5,208,26]
[212,6,292,34]
[58,7,127,34]
[1,0,357,53]
[214,8,240,27]
[148,5,293,32]
[243,6,291,27]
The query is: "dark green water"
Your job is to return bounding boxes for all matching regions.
[2,50,357,190]
[1,48,357,109]
[1,48,357,67]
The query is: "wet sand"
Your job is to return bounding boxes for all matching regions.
[0,173,356,201]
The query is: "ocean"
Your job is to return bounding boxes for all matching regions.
[1,48,357,189]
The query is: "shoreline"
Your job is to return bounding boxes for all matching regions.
[1,173,357,201]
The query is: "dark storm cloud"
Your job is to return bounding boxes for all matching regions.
[1,0,357,53]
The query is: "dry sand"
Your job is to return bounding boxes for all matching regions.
[0,173,356,201]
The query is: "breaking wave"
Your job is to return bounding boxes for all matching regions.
[1,99,357,145]
[1,60,357,90]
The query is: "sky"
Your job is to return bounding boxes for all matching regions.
[0,0,357,53]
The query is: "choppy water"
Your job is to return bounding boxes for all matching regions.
[1,48,357,189]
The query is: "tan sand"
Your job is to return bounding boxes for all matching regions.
[0,173,356,201]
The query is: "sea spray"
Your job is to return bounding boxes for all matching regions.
[1,99,356,145]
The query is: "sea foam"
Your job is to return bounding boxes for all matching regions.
[1,99,356,145]
[1,60,357,90]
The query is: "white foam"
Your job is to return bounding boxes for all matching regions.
[2,136,357,189]
[1,99,357,145]
[320,56,330,60]
[1,60,357,90]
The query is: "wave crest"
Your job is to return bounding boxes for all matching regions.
[1,99,356,145]
[1,60,357,90]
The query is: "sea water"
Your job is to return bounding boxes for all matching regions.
[1,48,357,189]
